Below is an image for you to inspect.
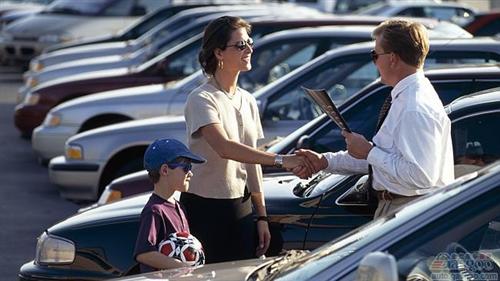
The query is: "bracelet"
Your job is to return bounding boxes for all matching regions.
[257,216,269,222]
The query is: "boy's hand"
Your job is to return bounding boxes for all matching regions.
[256,220,271,257]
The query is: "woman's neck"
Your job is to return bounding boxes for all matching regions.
[213,70,239,95]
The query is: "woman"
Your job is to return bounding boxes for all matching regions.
[182,16,311,263]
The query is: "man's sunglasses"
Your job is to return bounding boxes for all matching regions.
[226,38,254,51]
[166,162,192,173]
[370,49,391,63]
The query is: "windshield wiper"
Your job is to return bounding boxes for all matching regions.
[293,171,329,197]
[251,250,309,281]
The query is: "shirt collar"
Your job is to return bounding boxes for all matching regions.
[391,71,425,100]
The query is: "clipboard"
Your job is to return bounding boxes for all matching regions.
[302,86,351,133]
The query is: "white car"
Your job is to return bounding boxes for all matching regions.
[47,39,500,201]
[32,25,381,162]
[0,0,166,64]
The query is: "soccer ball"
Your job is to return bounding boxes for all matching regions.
[158,231,205,266]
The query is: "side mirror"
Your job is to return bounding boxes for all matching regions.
[296,135,311,150]
[356,252,398,281]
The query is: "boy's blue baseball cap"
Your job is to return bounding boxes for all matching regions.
[144,138,206,171]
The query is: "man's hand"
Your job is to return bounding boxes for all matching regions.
[342,130,373,159]
[256,220,271,257]
[293,149,328,178]
[282,154,315,178]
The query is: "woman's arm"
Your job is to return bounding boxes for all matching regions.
[251,191,271,257]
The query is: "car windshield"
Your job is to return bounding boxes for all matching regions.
[45,0,115,15]
[249,171,482,281]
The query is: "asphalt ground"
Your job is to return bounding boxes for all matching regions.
[0,67,79,281]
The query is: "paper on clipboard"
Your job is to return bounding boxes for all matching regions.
[302,86,351,133]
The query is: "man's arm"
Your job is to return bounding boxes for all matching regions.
[136,251,187,270]
[368,111,450,189]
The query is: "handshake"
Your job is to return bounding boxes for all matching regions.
[280,149,328,179]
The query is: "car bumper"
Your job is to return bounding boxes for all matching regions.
[32,124,78,162]
[14,103,49,136]
[1,39,47,62]
[49,156,103,201]
[19,261,118,281]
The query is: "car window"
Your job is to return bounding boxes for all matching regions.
[386,192,500,281]
[241,40,321,92]
[102,0,134,16]
[46,0,116,15]
[453,112,500,172]
[397,7,426,18]
[163,41,201,77]
[263,55,376,122]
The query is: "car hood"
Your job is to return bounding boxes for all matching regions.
[114,258,272,281]
[52,83,169,112]
[33,67,130,91]
[70,115,186,141]
[5,14,134,38]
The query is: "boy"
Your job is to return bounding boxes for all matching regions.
[134,138,205,273]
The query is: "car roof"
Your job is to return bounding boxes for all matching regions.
[447,86,500,116]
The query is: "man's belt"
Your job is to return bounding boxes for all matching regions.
[376,190,419,201]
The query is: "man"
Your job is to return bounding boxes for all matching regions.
[295,19,454,218]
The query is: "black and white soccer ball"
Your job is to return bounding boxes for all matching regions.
[158,231,205,266]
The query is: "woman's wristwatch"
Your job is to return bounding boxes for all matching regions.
[274,154,283,168]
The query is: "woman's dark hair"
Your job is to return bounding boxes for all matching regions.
[199,16,251,76]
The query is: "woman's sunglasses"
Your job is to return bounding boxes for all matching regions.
[167,162,192,173]
[370,49,391,63]
[226,38,254,51]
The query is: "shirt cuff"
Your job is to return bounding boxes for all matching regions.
[322,152,336,172]
[367,146,387,168]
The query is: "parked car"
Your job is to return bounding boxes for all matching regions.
[19,86,500,279]
[0,0,52,28]
[14,9,305,136]
[38,3,227,54]
[25,4,320,72]
[93,160,500,281]
[31,25,380,162]
[0,0,167,64]
[463,10,500,37]
[96,68,500,206]
[356,0,476,26]
[47,39,500,201]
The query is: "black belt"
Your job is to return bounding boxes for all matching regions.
[376,190,420,201]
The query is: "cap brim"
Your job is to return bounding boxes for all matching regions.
[178,152,206,164]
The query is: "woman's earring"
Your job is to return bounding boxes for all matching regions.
[218,60,224,70]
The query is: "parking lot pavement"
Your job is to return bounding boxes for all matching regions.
[0,69,79,280]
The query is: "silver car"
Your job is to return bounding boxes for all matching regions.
[32,25,381,162]
[0,0,165,63]
[47,39,500,201]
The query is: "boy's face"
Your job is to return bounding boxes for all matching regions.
[164,158,193,192]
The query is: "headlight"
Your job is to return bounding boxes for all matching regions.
[26,76,38,88]
[38,34,72,44]
[35,232,75,265]
[97,188,123,205]
[65,143,83,160]
[43,112,61,127]
[23,93,40,105]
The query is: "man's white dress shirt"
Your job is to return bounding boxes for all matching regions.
[323,71,454,196]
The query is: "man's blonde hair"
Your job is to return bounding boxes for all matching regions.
[372,19,429,68]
